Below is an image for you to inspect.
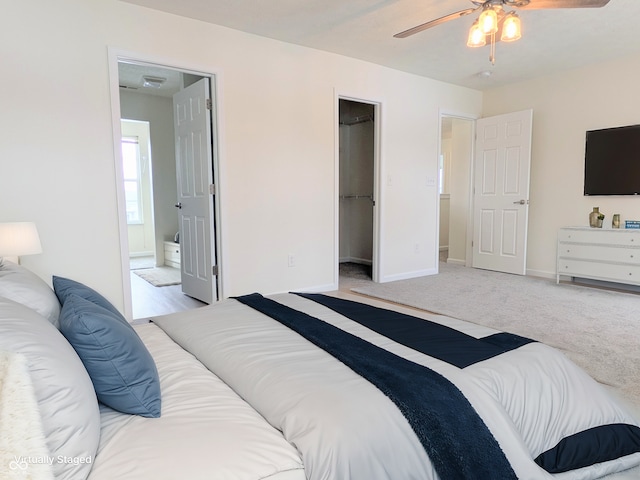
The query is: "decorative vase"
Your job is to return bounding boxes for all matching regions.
[589,207,600,228]
[612,214,621,229]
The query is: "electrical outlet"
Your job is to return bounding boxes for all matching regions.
[288,254,296,267]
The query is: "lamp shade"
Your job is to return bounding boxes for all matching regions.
[0,222,42,257]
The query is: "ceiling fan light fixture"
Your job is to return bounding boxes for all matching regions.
[394,0,613,67]
[501,13,522,42]
[467,21,487,47]
[479,7,499,35]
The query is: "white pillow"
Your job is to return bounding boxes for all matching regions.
[0,297,100,480]
[0,260,60,327]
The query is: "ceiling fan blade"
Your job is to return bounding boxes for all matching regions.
[394,7,479,38]
[519,0,610,9]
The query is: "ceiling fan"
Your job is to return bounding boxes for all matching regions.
[394,0,611,65]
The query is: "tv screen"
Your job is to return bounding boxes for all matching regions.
[584,124,640,196]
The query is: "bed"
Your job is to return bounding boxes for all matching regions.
[0,260,639,480]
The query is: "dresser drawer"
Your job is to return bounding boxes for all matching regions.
[558,259,640,286]
[558,228,640,246]
[558,243,640,264]
[164,241,181,268]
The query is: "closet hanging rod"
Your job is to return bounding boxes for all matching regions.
[339,115,373,126]
[339,194,374,200]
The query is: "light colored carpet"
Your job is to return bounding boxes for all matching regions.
[353,262,640,409]
[134,266,181,287]
[339,262,371,280]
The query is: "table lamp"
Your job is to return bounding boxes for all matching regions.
[0,222,42,265]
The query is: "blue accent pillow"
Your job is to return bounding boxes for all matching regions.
[59,294,161,418]
[53,276,125,322]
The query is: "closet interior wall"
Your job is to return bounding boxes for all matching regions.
[339,99,374,269]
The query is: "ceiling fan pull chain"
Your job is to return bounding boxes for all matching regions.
[490,31,496,65]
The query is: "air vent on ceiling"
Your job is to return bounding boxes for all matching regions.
[142,76,167,88]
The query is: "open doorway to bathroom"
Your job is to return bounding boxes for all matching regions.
[116,60,212,319]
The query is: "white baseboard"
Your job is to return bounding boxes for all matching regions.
[379,268,437,283]
[446,258,466,266]
[267,282,338,296]
[526,268,556,280]
[339,257,372,266]
[129,251,154,258]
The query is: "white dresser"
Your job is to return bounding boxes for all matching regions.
[163,241,181,269]
[557,227,640,286]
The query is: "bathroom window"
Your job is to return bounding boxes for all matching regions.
[121,136,143,224]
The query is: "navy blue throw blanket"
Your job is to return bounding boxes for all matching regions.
[295,292,535,368]
[235,293,517,480]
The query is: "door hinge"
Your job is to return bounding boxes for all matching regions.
[209,184,216,195]
[206,98,212,110]
[212,265,218,276]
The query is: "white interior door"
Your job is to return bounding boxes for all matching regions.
[173,78,217,303]
[472,109,533,275]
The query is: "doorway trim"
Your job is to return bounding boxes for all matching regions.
[437,109,478,269]
[107,47,225,319]
[334,92,383,287]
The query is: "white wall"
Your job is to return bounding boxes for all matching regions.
[482,52,640,278]
[447,119,473,265]
[1,0,482,310]
[439,135,451,253]
[438,195,450,251]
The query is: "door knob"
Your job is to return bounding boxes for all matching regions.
[513,199,527,205]
[174,203,182,209]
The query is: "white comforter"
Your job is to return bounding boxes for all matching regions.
[89,323,304,480]
[152,292,640,480]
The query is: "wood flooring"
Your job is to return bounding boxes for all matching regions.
[130,270,205,323]
[130,261,375,323]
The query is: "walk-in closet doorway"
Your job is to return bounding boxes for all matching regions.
[338,98,378,284]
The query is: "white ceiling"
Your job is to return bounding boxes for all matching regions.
[120,0,640,91]
[118,61,183,97]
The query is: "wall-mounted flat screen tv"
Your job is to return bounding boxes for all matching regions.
[584,124,640,196]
